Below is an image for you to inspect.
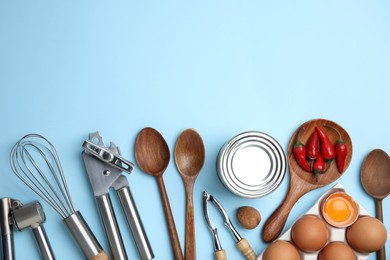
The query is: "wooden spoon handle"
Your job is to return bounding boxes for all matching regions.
[375,199,386,260]
[375,199,384,222]
[184,185,196,260]
[262,184,308,242]
[156,177,184,260]
[236,238,257,260]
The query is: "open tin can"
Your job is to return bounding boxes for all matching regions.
[217,131,286,198]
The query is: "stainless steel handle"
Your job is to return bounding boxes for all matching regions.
[0,198,14,260]
[63,211,104,259]
[96,194,127,260]
[117,186,154,260]
[1,234,14,260]
[32,226,55,260]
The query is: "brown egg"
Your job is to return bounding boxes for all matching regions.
[291,215,329,252]
[318,242,356,260]
[346,216,387,253]
[236,206,261,229]
[263,240,300,260]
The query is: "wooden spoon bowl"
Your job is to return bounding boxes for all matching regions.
[262,118,353,242]
[287,119,352,186]
[135,127,170,177]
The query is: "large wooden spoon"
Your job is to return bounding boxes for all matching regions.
[134,127,183,260]
[361,149,390,260]
[175,129,205,260]
[262,119,353,242]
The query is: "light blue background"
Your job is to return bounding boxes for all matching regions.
[1,1,389,259]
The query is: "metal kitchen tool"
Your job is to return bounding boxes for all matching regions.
[202,191,257,260]
[0,198,54,260]
[10,134,109,260]
[82,132,154,260]
[1,198,17,260]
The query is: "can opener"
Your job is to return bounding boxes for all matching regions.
[82,132,154,260]
[202,191,257,260]
[0,198,54,260]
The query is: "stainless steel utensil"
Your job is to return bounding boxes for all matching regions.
[0,198,17,260]
[0,198,54,260]
[82,132,154,260]
[9,134,108,260]
[202,191,257,260]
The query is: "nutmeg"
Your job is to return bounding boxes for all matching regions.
[236,206,261,229]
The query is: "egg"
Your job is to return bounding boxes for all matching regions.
[291,215,329,252]
[346,216,387,253]
[263,240,300,260]
[318,242,356,260]
[321,191,359,227]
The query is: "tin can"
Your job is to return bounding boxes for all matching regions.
[217,131,286,198]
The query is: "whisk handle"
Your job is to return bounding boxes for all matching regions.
[90,251,109,260]
[64,211,107,260]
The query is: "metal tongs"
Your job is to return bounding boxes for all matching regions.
[203,191,257,260]
[82,132,153,260]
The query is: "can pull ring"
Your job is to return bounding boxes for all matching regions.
[202,191,257,260]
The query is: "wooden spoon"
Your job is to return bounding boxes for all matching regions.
[175,129,205,260]
[134,127,183,260]
[361,149,390,260]
[262,119,353,242]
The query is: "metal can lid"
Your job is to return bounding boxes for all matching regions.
[217,131,286,198]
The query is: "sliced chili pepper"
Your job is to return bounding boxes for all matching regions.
[306,131,319,170]
[316,126,335,161]
[293,128,311,172]
[325,125,347,173]
[313,153,326,182]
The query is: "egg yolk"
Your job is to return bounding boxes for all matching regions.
[324,197,351,222]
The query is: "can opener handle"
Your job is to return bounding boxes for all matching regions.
[82,132,154,260]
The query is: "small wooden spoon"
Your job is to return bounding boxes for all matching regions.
[361,149,390,260]
[134,127,183,260]
[175,129,205,260]
[262,119,352,242]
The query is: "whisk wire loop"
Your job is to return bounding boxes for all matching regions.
[10,134,76,219]
[22,144,72,218]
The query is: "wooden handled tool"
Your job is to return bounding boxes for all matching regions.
[203,191,257,260]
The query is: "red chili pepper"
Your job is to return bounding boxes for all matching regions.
[313,153,326,182]
[316,126,335,161]
[293,128,311,172]
[325,125,347,173]
[306,131,319,170]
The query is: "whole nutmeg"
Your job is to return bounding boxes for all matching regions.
[236,206,261,229]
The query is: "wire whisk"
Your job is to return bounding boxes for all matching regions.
[10,134,108,260]
[10,134,75,219]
